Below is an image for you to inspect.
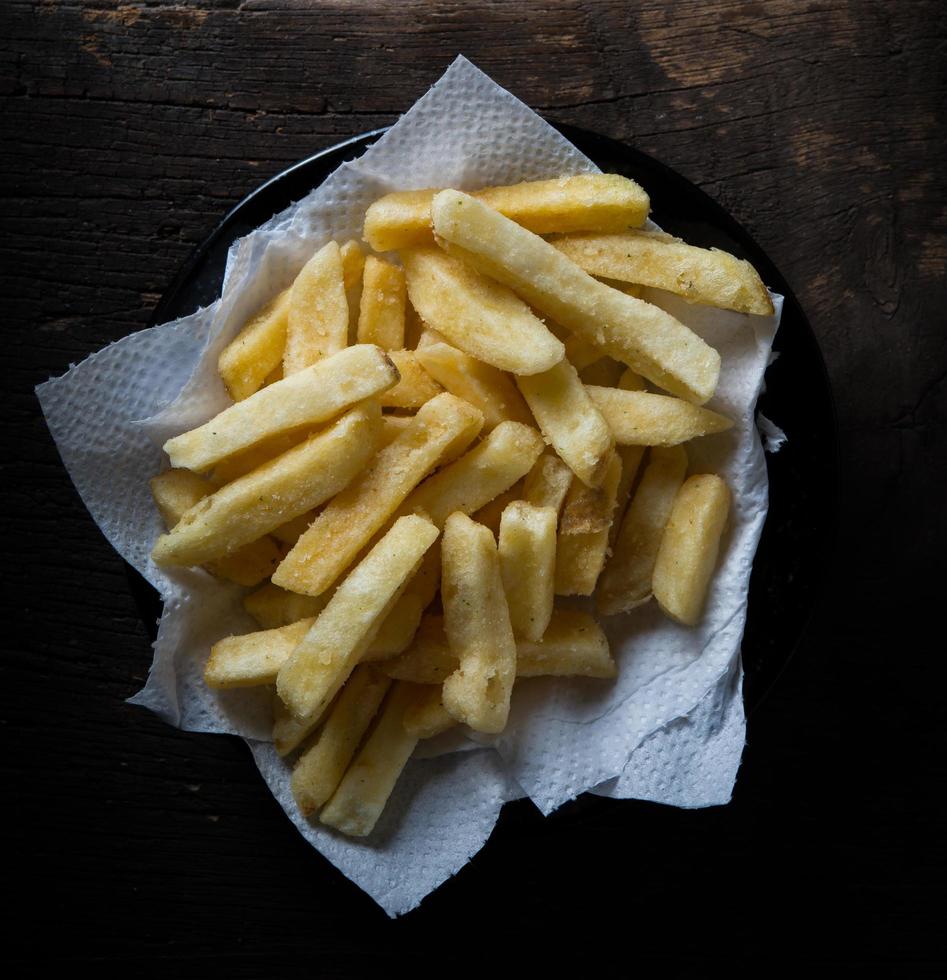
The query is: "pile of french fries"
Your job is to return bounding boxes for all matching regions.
[150,173,773,837]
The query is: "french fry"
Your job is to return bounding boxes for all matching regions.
[403,686,456,739]
[415,341,533,430]
[163,344,399,473]
[523,452,573,515]
[440,513,517,734]
[271,510,317,546]
[320,681,421,837]
[273,393,482,597]
[402,246,564,375]
[596,446,688,614]
[551,230,774,315]
[149,468,283,587]
[209,430,309,485]
[291,666,392,816]
[652,474,730,625]
[472,480,523,536]
[399,421,545,528]
[379,413,413,447]
[585,386,733,446]
[276,514,439,720]
[284,241,348,373]
[516,358,614,488]
[618,366,647,391]
[205,619,312,689]
[357,256,406,350]
[273,693,320,756]
[380,350,443,409]
[431,190,720,404]
[153,404,379,567]
[363,174,650,251]
[563,332,606,372]
[383,609,615,683]
[498,501,558,641]
[340,239,366,341]
[403,297,426,349]
[609,445,647,552]
[360,591,425,661]
[555,451,622,596]
[243,583,328,630]
[262,363,283,386]
[218,287,290,401]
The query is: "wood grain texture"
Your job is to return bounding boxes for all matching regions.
[3,0,944,970]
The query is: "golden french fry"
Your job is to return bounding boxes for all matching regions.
[380,350,443,409]
[609,445,647,552]
[403,686,456,739]
[379,413,413,447]
[262,363,284,386]
[149,468,283,587]
[273,693,319,756]
[153,405,379,567]
[555,451,622,596]
[400,421,545,528]
[551,230,774,315]
[209,430,309,485]
[291,665,392,816]
[498,501,558,641]
[218,288,290,401]
[440,513,517,734]
[383,609,615,683]
[340,239,366,341]
[563,332,605,372]
[652,474,730,625]
[243,583,329,630]
[431,190,720,404]
[579,357,624,387]
[163,344,398,473]
[618,367,647,391]
[516,358,614,488]
[360,591,425,661]
[273,393,482,597]
[320,681,421,837]
[276,515,439,720]
[402,246,564,375]
[205,619,312,689]
[415,341,533,430]
[284,241,348,373]
[357,256,406,350]
[596,445,688,614]
[523,452,573,515]
[363,174,650,251]
[472,480,523,536]
[271,510,317,546]
[585,386,733,446]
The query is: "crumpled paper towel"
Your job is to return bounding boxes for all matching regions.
[36,56,782,916]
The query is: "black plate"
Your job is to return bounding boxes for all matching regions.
[132,124,838,713]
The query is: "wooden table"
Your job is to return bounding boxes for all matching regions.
[5,1,943,970]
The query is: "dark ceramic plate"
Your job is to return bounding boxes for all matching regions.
[131,124,838,713]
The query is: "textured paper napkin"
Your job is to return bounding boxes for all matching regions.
[37,56,782,916]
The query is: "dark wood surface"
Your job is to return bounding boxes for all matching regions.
[4,1,944,972]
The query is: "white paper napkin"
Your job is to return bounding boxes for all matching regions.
[37,56,781,916]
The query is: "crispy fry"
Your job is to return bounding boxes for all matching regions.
[516,358,614,488]
[218,287,290,401]
[399,421,545,528]
[523,452,573,515]
[271,510,317,546]
[415,341,533,430]
[164,344,398,473]
[357,256,406,350]
[291,666,392,816]
[320,681,421,837]
[403,686,456,739]
[555,451,622,596]
[551,230,774,315]
[149,468,283,587]
[563,332,606,372]
[585,386,733,446]
[609,445,646,552]
[276,514,439,720]
[273,393,482,597]
[652,474,730,625]
[596,446,688,614]
[403,246,564,375]
[363,174,650,251]
[440,513,517,734]
[382,609,615,683]
[243,583,329,630]
[340,239,366,341]
[471,480,523,536]
[498,501,558,641]
[379,413,413,447]
[205,619,312,689]
[380,350,443,409]
[360,591,425,661]
[153,405,379,567]
[284,241,348,373]
[431,190,720,404]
